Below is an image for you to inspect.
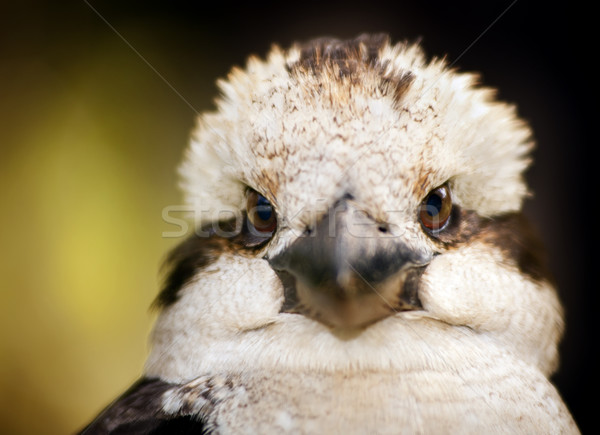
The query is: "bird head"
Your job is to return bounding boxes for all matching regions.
[146,34,564,383]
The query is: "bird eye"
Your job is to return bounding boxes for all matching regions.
[247,190,277,234]
[419,184,452,232]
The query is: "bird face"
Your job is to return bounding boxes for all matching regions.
[146,35,564,386]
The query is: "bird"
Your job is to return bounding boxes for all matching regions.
[80,33,579,434]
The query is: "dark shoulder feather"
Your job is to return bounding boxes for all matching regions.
[78,378,207,434]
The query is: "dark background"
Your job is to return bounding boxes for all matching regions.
[0,1,594,433]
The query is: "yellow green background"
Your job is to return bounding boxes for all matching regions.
[0,3,200,432]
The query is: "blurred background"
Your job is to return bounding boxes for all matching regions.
[0,1,594,433]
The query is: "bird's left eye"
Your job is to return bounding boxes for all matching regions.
[419,184,452,232]
[247,190,277,234]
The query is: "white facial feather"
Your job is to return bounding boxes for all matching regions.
[143,35,577,433]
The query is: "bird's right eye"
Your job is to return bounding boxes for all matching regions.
[247,190,277,235]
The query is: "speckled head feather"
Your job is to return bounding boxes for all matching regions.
[180,33,532,231]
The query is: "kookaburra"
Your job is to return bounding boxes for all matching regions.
[81,34,578,433]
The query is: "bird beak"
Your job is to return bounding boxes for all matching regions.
[269,198,430,328]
